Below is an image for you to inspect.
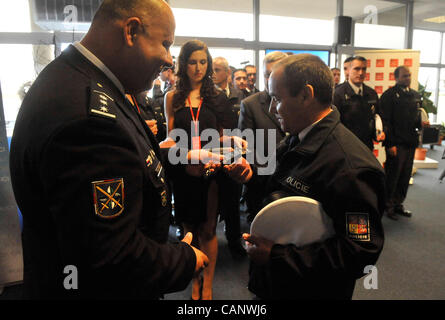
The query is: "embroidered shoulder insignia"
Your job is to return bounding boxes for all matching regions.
[92,178,125,219]
[346,213,370,242]
[89,82,117,120]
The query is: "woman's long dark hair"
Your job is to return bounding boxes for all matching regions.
[172,40,217,112]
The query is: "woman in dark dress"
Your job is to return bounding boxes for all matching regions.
[164,40,238,300]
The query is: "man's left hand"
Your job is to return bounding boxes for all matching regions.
[223,157,253,184]
[243,233,274,266]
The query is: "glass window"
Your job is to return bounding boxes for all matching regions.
[170,0,253,41]
[259,0,335,45]
[0,44,55,137]
[354,24,405,49]
[344,0,406,49]
[413,30,441,64]
[442,34,445,65]
[0,0,31,32]
[437,69,445,124]
[169,46,254,69]
[259,15,334,45]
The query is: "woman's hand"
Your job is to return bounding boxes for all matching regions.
[220,135,248,150]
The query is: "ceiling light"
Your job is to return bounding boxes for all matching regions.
[424,16,445,24]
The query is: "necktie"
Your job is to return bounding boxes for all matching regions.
[288,135,300,151]
[358,88,362,96]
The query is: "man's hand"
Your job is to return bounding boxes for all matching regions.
[242,233,274,266]
[145,119,158,136]
[223,157,253,184]
[387,146,397,157]
[182,232,209,275]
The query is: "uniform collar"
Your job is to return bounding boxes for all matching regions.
[298,115,325,142]
[72,42,126,97]
[348,80,363,95]
[215,84,231,97]
[395,84,410,93]
[285,107,340,156]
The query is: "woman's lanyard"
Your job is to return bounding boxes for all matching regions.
[188,96,203,150]
[129,94,141,114]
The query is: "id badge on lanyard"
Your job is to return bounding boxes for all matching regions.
[188,97,203,150]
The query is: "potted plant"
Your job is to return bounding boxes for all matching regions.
[416,83,439,155]
[418,83,437,114]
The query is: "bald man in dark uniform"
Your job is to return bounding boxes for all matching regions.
[10,0,210,299]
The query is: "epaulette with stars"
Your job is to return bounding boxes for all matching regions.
[89,81,117,121]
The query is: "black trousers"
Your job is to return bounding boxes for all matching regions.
[384,145,416,210]
[218,175,242,243]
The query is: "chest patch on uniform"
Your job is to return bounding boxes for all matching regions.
[346,213,370,242]
[284,176,311,195]
[89,82,117,120]
[92,178,125,219]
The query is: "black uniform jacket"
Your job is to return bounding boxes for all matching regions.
[239,91,286,161]
[216,86,245,130]
[247,107,385,299]
[9,45,195,299]
[334,82,380,150]
[380,85,422,148]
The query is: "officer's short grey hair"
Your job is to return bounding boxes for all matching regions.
[263,51,288,67]
[275,54,334,105]
[213,57,230,71]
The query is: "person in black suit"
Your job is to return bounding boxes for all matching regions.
[380,66,423,220]
[238,51,287,221]
[242,54,385,299]
[334,56,385,151]
[331,67,341,87]
[232,68,250,99]
[245,64,260,95]
[9,0,212,299]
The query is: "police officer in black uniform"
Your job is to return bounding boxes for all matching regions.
[334,56,383,151]
[380,66,422,220]
[241,54,385,299]
[9,0,211,299]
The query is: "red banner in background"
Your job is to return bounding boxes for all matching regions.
[375,86,383,94]
[404,58,413,67]
[390,59,399,68]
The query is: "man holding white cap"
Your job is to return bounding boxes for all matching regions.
[241,54,386,299]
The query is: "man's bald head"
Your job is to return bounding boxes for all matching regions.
[93,0,167,24]
[81,0,175,94]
